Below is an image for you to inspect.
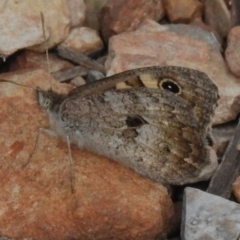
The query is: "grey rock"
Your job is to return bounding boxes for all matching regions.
[182,187,240,240]
[86,70,105,82]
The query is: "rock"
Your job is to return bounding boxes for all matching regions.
[232,176,240,202]
[182,187,240,240]
[66,0,86,27]
[0,0,70,55]
[0,8,49,57]
[191,17,223,43]
[105,20,240,125]
[225,26,240,77]
[231,0,240,27]
[10,50,74,73]
[100,0,165,42]
[163,0,203,23]
[86,70,105,82]
[0,70,174,240]
[59,27,104,55]
[84,0,108,30]
[71,76,86,86]
[204,0,231,37]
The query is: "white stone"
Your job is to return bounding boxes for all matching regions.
[182,187,240,240]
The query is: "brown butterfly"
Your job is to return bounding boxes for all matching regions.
[37,65,219,185]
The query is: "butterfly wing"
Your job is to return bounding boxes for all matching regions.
[68,66,219,129]
[60,87,217,185]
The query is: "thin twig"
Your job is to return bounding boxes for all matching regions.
[207,118,240,198]
[57,46,105,74]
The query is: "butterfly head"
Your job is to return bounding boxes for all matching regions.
[36,88,66,113]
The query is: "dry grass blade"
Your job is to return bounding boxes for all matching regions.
[207,118,240,198]
[57,46,106,74]
[52,66,88,82]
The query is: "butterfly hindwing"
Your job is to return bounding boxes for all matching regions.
[59,87,216,185]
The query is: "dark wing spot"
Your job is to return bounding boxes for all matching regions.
[159,142,171,153]
[126,115,147,128]
[159,79,180,94]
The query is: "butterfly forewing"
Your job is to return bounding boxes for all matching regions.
[68,66,219,129]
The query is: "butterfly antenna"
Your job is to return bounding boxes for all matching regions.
[21,128,41,168]
[0,79,35,90]
[40,12,52,90]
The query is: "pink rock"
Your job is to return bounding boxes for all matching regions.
[105,20,240,125]
[0,0,71,54]
[100,0,165,41]
[163,0,203,23]
[10,50,74,73]
[66,0,86,27]
[0,9,48,57]
[225,26,240,77]
[0,69,174,240]
[59,27,104,55]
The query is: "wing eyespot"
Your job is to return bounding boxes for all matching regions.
[159,79,181,95]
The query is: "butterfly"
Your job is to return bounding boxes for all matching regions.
[37,65,219,185]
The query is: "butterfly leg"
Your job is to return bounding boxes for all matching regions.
[21,128,57,168]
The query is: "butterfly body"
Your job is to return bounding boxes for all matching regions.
[37,66,218,185]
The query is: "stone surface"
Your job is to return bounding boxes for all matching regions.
[0,8,48,57]
[86,70,105,82]
[231,0,240,27]
[59,27,104,55]
[182,187,240,240]
[0,0,70,54]
[100,0,165,41]
[84,0,108,30]
[66,0,86,27]
[10,50,74,73]
[105,20,240,125]
[0,70,173,239]
[70,76,86,86]
[204,0,231,37]
[163,0,203,23]
[232,176,240,202]
[191,17,223,45]
[225,26,240,77]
